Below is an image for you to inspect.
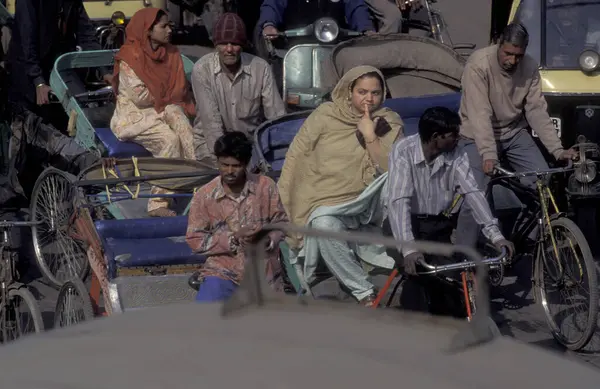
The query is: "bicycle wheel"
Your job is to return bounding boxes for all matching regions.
[0,286,44,343]
[30,167,89,288]
[54,279,95,329]
[534,216,599,350]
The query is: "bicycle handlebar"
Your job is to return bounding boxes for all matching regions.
[416,247,508,275]
[74,86,113,100]
[493,160,573,179]
[0,220,42,229]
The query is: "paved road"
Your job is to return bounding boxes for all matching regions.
[23,252,600,370]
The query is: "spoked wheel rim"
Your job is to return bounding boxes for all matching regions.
[31,168,88,288]
[0,289,43,343]
[54,279,94,328]
[537,218,599,350]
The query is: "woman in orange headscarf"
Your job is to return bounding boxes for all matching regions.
[110,7,196,217]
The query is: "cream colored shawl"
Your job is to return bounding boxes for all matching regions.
[278,66,404,248]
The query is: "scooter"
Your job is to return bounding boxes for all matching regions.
[261,17,362,111]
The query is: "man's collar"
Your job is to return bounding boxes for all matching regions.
[413,137,450,166]
[212,52,252,77]
[214,173,258,200]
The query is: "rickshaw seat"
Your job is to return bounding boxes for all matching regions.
[94,216,205,278]
[382,92,461,136]
[256,117,307,171]
[94,127,153,158]
[254,93,462,174]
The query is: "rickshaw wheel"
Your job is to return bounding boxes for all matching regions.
[30,168,89,289]
[54,279,95,329]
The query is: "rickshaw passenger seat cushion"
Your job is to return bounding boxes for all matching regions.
[95,127,153,158]
[257,118,306,171]
[255,93,461,172]
[94,217,205,269]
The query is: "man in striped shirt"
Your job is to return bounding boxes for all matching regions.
[387,107,513,316]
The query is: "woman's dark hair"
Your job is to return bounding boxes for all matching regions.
[150,10,168,30]
[499,22,529,48]
[350,71,385,92]
[214,131,253,165]
[418,106,461,142]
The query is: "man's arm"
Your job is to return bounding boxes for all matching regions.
[454,153,504,244]
[265,177,289,245]
[261,63,286,121]
[258,0,287,29]
[15,0,44,87]
[387,145,416,256]
[460,62,497,161]
[186,192,236,255]
[524,69,563,159]
[344,0,376,32]
[191,61,226,154]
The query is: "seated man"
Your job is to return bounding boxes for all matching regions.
[455,23,576,250]
[186,131,288,302]
[387,106,514,316]
[191,13,286,167]
[259,0,376,38]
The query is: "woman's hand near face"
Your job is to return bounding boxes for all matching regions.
[357,104,377,141]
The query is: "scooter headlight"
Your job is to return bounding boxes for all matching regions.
[314,17,339,43]
[111,11,126,26]
[578,49,600,73]
[575,160,597,183]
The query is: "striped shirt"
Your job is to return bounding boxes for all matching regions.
[387,134,504,256]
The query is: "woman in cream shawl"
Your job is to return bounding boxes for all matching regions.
[278,65,404,306]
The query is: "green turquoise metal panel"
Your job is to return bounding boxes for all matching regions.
[50,50,195,154]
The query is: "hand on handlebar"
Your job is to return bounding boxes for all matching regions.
[36,84,52,106]
[494,239,515,261]
[483,159,498,176]
[558,147,578,161]
[263,25,280,40]
[102,73,114,85]
[403,252,425,275]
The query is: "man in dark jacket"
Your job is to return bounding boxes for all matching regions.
[257,0,376,38]
[6,0,111,118]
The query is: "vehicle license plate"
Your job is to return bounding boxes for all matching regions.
[531,117,561,139]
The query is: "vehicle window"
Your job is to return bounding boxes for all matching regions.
[514,0,542,64]
[544,0,600,68]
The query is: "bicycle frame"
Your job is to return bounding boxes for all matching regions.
[491,164,577,282]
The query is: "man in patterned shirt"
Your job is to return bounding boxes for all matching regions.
[386,107,514,316]
[186,131,288,302]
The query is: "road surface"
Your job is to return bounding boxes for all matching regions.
[23,252,600,370]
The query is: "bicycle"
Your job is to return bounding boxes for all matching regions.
[398,0,475,56]
[488,162,598,351]
[0,220,44,342]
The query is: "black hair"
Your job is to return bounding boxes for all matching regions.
[150,10,168,30]
[214,131,253,165]
[499,22,529,48]
[418,106,461,142]
[350,71,385,92]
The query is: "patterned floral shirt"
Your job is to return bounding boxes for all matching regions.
[186,173,288,288]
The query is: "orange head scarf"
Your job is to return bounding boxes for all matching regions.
[112,8,194,115]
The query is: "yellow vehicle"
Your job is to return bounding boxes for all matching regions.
[509,0,600,146]
[5,0,166,22]
[509,0,600,253]
[5,0,167,48]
